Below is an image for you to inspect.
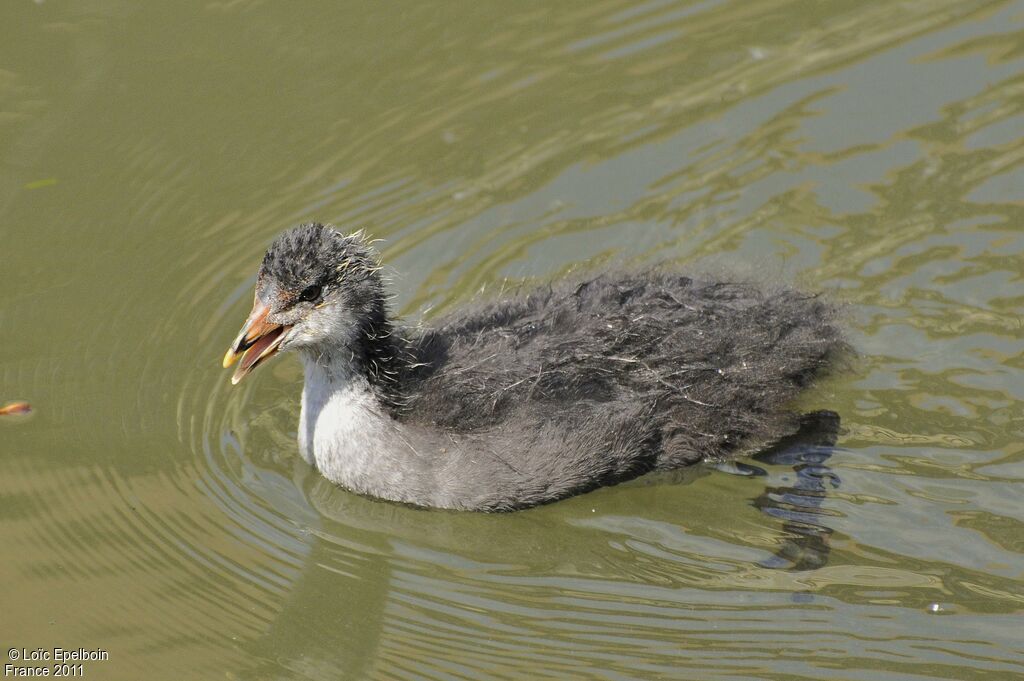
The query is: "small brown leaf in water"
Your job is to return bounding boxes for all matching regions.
[0,401,32,416]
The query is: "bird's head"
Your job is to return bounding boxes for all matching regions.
[223,223,387,384]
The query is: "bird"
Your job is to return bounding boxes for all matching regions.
[223,223,847,512]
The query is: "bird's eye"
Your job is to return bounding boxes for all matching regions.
[299,284,322,303]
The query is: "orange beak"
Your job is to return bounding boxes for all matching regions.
[223,297,290,384]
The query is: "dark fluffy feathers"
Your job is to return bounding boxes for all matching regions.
[398,271,847,469]
[262,224,380,294]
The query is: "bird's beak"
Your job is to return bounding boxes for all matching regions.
[223,298,290,385]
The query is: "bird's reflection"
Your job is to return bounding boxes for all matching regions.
[751,410,841,571]
[247,411,843,678]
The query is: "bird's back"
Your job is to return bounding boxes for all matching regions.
[399,269,846,470]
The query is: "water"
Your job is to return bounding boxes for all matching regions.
[2,1,1022,679]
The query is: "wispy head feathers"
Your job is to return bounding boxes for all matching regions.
[261,223,380,293]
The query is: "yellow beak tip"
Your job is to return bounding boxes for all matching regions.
[223,349,241,369]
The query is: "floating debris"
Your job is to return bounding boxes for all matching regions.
[927,603,954,614]
[0,401,32,416]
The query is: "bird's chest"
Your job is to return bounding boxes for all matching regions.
[298,378,397,490]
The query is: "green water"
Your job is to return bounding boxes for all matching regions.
[2,1,1023,679]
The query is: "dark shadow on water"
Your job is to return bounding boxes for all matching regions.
[749,410,842,571]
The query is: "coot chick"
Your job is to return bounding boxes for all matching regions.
[223,223,847,511]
